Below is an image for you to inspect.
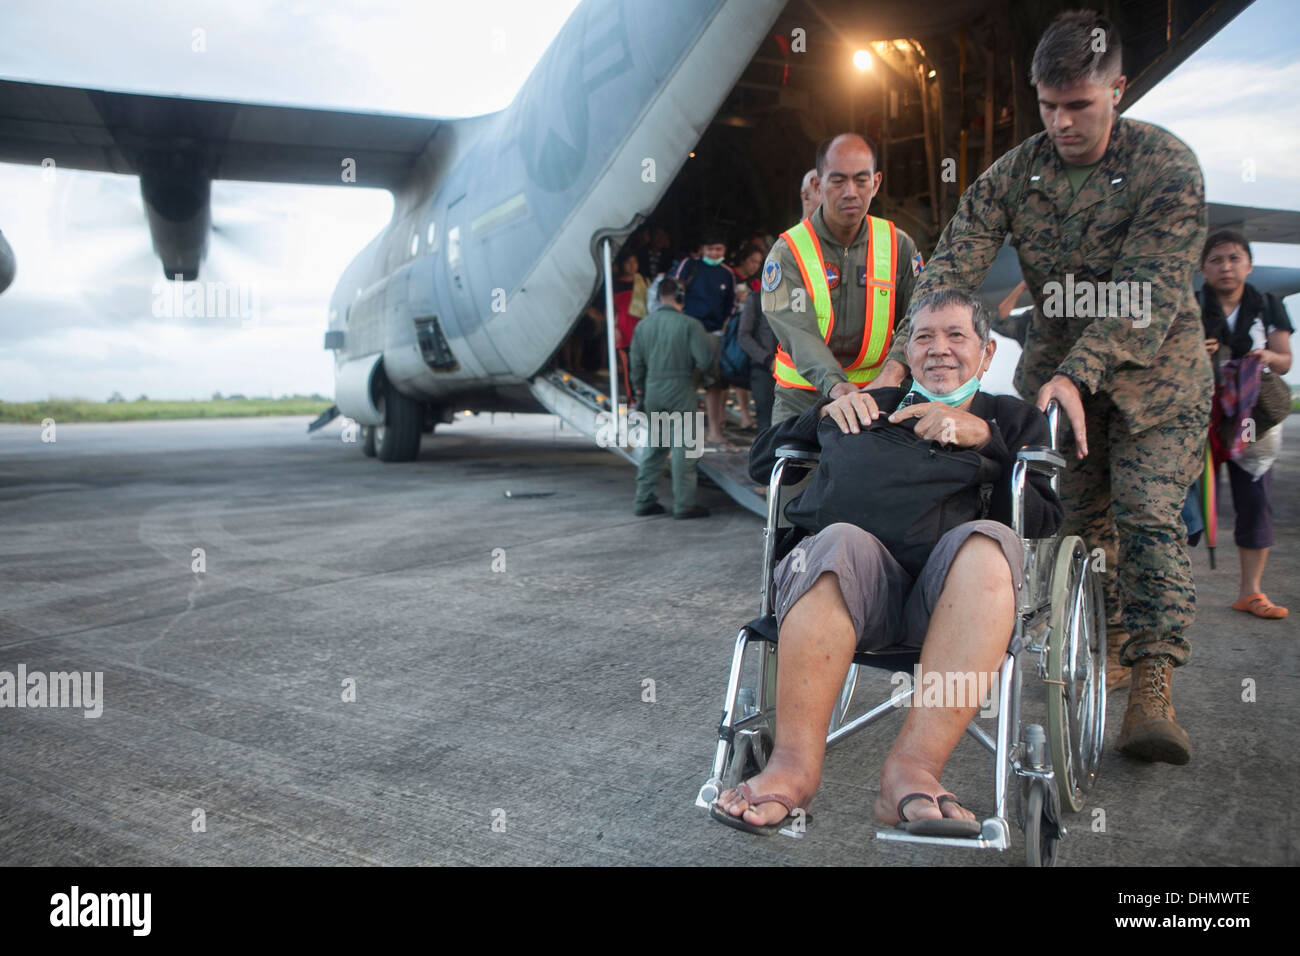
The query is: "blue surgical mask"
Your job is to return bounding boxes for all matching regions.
[702,256,723,267]
[907,373,981,407]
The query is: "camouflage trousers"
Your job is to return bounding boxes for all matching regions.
[1058,391,1209,666]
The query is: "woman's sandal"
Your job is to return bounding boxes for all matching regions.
[1231,593,1289,620]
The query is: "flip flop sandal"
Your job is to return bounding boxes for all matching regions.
[1231,593,1288,619]
[895,792,981,837]
[936,794,982,829]
[710,782,809,836]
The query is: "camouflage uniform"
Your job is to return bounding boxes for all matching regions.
[762,207,920,423]
[888,116,1212,665]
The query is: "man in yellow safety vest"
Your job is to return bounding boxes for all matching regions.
[761,133,923,423]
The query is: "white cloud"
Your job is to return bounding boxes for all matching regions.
[1127,59,1300,208]
[0,164,392,400]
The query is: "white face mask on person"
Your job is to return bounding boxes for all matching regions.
[906,373,981,407]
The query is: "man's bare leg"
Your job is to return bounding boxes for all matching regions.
[735,388,756,429]
[715,572,856,827]
[705,386,727,443]
[874,535,1016,824]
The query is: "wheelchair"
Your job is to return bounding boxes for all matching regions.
[695,402,1107,866]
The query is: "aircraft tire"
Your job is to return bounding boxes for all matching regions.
[360,425,376,457]
[375,382,422,462]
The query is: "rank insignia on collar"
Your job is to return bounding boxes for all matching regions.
[825,264,840,289]
[761,259,781,292]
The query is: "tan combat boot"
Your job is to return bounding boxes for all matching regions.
[1106,629,1130,691]
[1116,656,1190,764]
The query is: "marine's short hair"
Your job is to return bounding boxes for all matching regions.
[1201,228,1252,264]
[657,276,681,303]
[909,289,992,345]
[815,133,881,178]
[1030,10,1123,89]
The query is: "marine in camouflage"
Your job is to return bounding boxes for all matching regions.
[889,115,1213,662]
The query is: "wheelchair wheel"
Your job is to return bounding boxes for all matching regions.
[1024,779,1060,867]
[1045,537,1107,813]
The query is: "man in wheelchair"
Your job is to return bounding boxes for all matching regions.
[713,289,1063,836]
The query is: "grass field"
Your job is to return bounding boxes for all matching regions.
[0,397,333,424]
[2,393,1295,425]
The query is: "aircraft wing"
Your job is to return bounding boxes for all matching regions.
[1208,202,1300,246]
[0,77,446,277]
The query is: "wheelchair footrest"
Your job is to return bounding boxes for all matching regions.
[875,817,1010,850]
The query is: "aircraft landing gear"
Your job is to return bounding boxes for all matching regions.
[374,380,422,462]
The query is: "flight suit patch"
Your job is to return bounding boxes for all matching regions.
[857,266,867,286]
[762,259,782,291]
[825,264,840,289]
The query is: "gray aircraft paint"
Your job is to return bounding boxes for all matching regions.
[326,0,787,421]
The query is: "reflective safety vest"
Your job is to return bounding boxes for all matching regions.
[773,215,898,390]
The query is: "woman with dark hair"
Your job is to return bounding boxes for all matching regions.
[1199,229,1293,619]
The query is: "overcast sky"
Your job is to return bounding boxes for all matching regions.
[0,0,1296,402]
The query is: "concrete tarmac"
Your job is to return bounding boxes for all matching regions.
[0,412,1295,866]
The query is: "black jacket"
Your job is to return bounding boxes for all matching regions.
[1198,283,1294,366]
[749,387,1064,542]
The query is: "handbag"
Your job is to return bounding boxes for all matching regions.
[784,416,1001,576]
[1253,370,1290,434]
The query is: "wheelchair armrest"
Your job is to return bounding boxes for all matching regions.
[1016,445,1066,475]
[775,442,820,463]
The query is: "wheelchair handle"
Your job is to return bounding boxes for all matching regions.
[775,443,820,462]
[1016,446,1066,475]
[1044,400,1061,451]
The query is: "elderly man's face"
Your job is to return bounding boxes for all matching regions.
[906,303,994,395]
[800,173,820,218]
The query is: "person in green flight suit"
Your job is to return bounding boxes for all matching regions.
[630,276,718,519]
[760,133,922,424]
[872,10,1213,764]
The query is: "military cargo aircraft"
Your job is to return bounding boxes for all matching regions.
[1,0,1294,507]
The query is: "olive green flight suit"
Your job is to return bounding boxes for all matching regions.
[761,206,920,423]
[629,305,717,512]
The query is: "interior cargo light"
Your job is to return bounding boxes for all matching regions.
[853,49,872,71]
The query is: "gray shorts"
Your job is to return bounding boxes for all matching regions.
[772,520,1023,652]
